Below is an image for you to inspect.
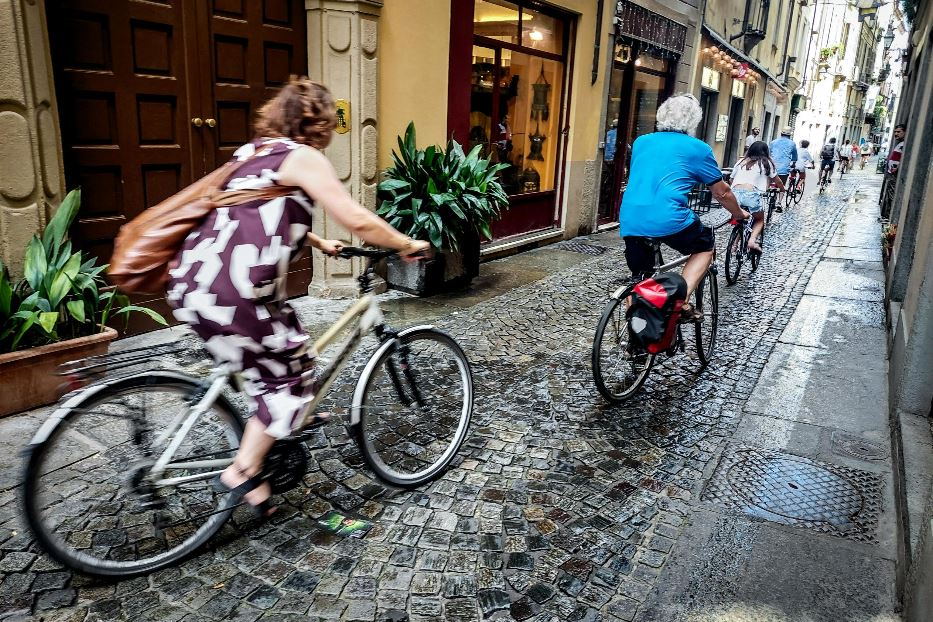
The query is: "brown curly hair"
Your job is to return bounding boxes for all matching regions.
[253,76,337,149]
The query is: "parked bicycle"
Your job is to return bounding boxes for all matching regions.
[23,247,474,577]
[724,215,762,284]
[592,240,719,402]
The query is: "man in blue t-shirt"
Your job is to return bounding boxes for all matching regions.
[620,94,748,315]
[769,127,798,186]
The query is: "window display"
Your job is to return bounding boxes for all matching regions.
[470,5,565,197]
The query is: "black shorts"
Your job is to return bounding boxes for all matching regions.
[623,219,715,280]
[778,173,789,186]
[821,159,836,171]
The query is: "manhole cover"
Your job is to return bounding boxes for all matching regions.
[557,241,608,255]
[702,447,882,543]
[831,432,887,462]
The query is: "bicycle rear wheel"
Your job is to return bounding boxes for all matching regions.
[352,328,473,488]
[592,294,655,403]
[784,186,794,210]
[794,180,804,204]
[724,226,743,285]
[693,269,719,366]
[22,372,244,577]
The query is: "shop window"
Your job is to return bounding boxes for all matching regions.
[470,0,568,197]
[520,7,563,54]
[474,0,521,46]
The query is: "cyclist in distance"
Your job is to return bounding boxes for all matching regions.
[166,77,430,515]
[769,126,798,189]
[618,93,749,319]
[795,139,815,183]
[819,137,837,184]
[729,141,785,253]
[838,139,852,173]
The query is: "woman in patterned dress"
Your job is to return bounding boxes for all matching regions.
[167,77,430,514]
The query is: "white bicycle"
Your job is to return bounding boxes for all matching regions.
[23,247,473,577]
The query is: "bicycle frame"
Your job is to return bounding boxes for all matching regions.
[149,295,388,488]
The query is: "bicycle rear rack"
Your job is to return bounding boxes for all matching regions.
[58,342,188,383]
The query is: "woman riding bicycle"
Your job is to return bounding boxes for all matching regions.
[619,94,748,318]
[166,77,430,515]
[729,141,785,253]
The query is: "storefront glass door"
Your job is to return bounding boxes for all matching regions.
[597,44,673,224]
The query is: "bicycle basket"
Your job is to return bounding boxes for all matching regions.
[688,184,712,215]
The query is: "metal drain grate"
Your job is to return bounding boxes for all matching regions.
[702,447,882,543]
[831,432,888,462]
[557,241,608,256]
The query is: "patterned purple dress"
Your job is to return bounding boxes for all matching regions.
[167,138,317,438]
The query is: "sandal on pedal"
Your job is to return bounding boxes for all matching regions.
[213,473,277,518]
[678,303,704,323]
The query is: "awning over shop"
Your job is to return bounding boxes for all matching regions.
[702,25,788,92]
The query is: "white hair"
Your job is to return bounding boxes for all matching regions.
[656,94,703,135]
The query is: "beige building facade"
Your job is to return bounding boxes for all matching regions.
[695,0,810,165]
[0,0,623,295]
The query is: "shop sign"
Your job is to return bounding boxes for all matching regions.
[732,80,746,99]
[701,67,720,91]
[335,99,351,134]
[715,114,728,142]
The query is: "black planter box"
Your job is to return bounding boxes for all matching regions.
[385,234,481,296]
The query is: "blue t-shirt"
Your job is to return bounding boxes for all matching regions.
[769,137,798,175]
[619,132,723,238]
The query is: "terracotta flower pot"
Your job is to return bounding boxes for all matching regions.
[0,327,118,417]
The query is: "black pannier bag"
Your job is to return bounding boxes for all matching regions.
[626,272,688,353]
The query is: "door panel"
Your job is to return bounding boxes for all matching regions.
[50,0,313,317]
[48,0,199,266]
[201,0,311,295]
[201,0,308,167]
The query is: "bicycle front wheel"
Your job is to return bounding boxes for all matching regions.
[22,372,244,577]
[592,294,655,403]
[693,269,719,366]
[724,226,743,285]
[352,328,473,488]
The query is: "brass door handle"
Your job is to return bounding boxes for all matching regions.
[191,117,203,127]
[205,118,217,128]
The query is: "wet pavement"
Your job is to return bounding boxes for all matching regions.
[0,167,899,621]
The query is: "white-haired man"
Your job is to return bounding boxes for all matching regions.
[619,93,748,319]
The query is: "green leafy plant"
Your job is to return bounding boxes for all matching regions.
[377,122,509,251]
[0,189,166,353]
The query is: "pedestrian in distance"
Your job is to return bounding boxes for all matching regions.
[745,127,761,150]
[881,124,907,219]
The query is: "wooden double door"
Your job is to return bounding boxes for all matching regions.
[48,0,311,305]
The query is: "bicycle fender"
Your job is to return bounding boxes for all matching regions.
[349,324,437,426]
[26,383,112,448]
[25,370,201,448]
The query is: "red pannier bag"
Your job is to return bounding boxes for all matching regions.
[626,273,688,354]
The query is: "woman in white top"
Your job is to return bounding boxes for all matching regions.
[730,141,786,253]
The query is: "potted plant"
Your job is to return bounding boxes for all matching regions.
[0,189,166,416]
[377,122,509,295]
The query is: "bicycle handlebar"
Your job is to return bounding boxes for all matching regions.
[336,246,433,261]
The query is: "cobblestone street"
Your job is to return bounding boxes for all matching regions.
[0,169,897,621]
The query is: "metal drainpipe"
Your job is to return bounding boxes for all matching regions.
[801,0,819,96]
[592,0,605,85]
[776,0,797,79]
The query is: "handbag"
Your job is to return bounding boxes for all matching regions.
[108,155,298,294]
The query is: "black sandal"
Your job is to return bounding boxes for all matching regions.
[213,470,277,518]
